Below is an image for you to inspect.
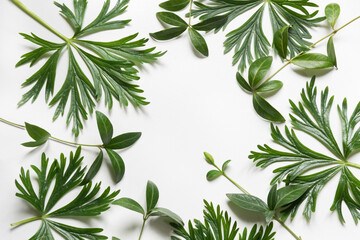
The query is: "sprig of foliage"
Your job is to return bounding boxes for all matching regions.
[12,0,164,136]
[171,200,276,240]
[1,111,141,184]
[236,4,360,122]
[152,0,324,71]
[203,152,303,240]
[12,147,120,239]
[250,77,360,223]
[113,180,183,240]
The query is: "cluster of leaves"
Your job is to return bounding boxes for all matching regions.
[113,181,183,239]
[237,3,341,123]
[16,0,164,136]
[22,111,141,183]
[152,0,324,71]
[14,147,120,239]
[228,184,308,224]
[250,78,360,223]
[171,200,276,240]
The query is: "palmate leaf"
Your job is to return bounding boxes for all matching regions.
[16,0,164,136]
[171,200,276,240]
[250,77,360,223]
[191,0,324,71]
[14,147,120,239]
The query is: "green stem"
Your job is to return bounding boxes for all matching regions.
[274,216,302,240]
[262,15,360,84]
[0,117,102,148]
[138,217,147,240]
[11,0,70,42]
[11,216,42,227]
[345,161,360,170]
[188,0,194,27]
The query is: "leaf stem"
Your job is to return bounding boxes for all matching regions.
[274,216,302,240]
[138,216,148,240]
[10,216,42,227]
[345,161,360,170]
[262,15,360,84]
[11,0,70,43]
[0,117,102,148]
[188,0,194,27]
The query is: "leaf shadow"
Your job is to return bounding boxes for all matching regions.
[148,217,173,238]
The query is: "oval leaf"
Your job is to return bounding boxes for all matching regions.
[156,12,187,27]
[236,72,252,92]
[189,28,209,57]
[204,152,214,164]
[275,185,309,209]
[105,132,142,149]
[327,36,337,68]
[113,197,145,215]
[81,151,103,185]
[22,122,51,147]
[206,170,222,181]
[222,160,231,172]
[325,3,340,29]
[227,193,269,213]
[273,25,290,59]
[192,15,228,32]
[292,53,333,69]
[159,0,190,11]
[96,111,113,146]
[256,80,283,93]
[146,180,159,212]
[151,207,184,225]
[253,94,285,122]
[150,27,187,41]
[248,56,273,88]
[105,149,125,183]
[267,185,278,210]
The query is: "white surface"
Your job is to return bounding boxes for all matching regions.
[1,0,360,239]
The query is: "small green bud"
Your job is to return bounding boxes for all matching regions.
[204,152,215,164]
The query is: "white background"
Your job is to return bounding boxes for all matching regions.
[1,0,360,239]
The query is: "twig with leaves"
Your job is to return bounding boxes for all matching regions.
[203,152,304,240]
[0,111,141,184]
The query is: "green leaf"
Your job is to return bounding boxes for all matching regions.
[248,56,273,88]
[275,185,309,209]
[256,80,283,93]
[206,170,222,181]
[227,193,269,213]
[252,93,285,123]
[22,122,51,147]
[192,15,228,32]
[159,0,190,11]
[151,207,184,225]
[267,185,277,210]
[171,200,276,240]
[265,210,275,223]
[188,28,209,57]
[327,36,337,68]
[96,111,113,146]
[325,3,340,29]
[236,72,252,92]
[113,197,145,215]
[14,148,119,238]
[292,53,333,69]
[81,151,103,185]
[222,160,231,172]
[150,27,187,40]
[105,132,142,149]
[146,181,159,212]
[156,12,187,27]
[273,25,290,59]
[105,149,125,183]
[204,152,215,164]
